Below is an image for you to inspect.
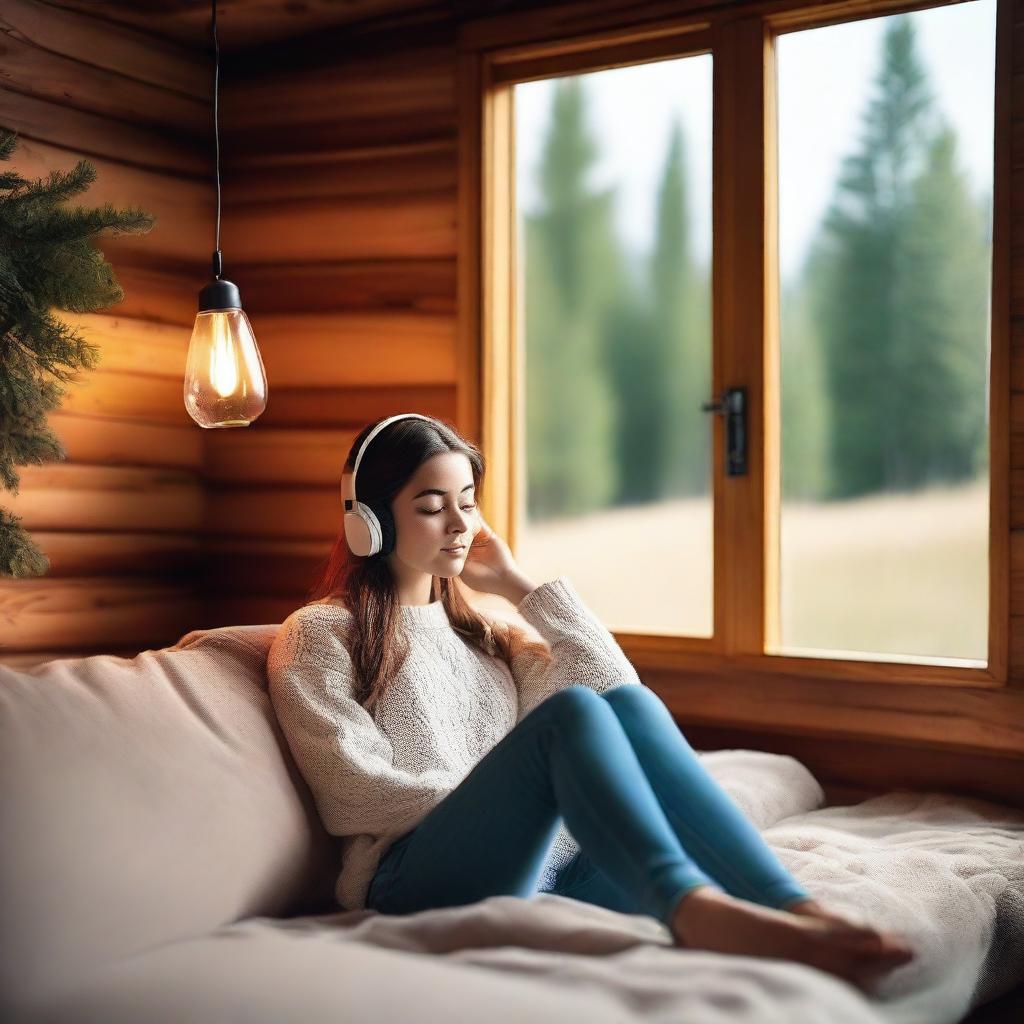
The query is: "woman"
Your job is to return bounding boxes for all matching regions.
[266,413,915,992]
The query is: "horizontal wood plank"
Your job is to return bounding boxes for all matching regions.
[60,369,194,424]
[56,0,454,54]
[205,429,356,484]
[0,88,208,177]
[225,191,456,262]
[227,142,456,202]
[205,487,340,540]
[110,259,206,326]
[0,19,207,136]
[0,578,202,650]
[648,663,1024,760]
[61,313,193,378]
[28,531,202,578]
[6,464,203,532]
[3,0,207,97]
[250,311,456,388]
[226,113,457,156]
[251,385,456,428]
[223,45,454,131]
[204,538,332,595]
[47,413,203,470]
[232,259,456,315]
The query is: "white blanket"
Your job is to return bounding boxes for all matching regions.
[44,750,1022,1024]
[258,749,1024,1024]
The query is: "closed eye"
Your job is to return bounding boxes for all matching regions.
[419,504,477,515]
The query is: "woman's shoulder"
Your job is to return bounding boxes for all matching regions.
[290,599,356,638]
[271,600,355,659]
[305,596,352,613]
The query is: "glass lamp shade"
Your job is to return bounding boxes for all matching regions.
[184,307,267,428]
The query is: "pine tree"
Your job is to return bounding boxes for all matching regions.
[804,15,988,499]
[0,129,154,577]
[522,79,622,520]
[649,121,710,499]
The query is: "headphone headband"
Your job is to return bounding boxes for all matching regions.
[344,412,436,511]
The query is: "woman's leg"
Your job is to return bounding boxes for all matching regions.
[366,684,722,927]
[552,683,810,915]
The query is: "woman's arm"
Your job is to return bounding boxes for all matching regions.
[508,575,644,721]
[267,613,455,838]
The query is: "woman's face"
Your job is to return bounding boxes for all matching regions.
[388,452,480,580]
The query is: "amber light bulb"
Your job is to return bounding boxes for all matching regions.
[184,1,267,429]
[184,258,267,428]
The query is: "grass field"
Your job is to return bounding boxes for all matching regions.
[510,477,988,665]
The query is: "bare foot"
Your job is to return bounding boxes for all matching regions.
[670,886,915,993]
[783,898,913,959]
[784,897,875,933]
[782,897,853,924]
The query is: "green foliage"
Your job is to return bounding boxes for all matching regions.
[780,281,830,500]
[649,123,710,499]
[523,80,620,520]
[524,80,714,519]
[0,129,155,578]
[526,15,991,517]
[800,16,990,500]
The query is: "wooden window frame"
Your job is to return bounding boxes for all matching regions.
[456,0,1023,759]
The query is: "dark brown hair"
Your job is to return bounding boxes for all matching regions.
[308,415,552,713]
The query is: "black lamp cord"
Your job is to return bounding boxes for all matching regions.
[211,0,223,280]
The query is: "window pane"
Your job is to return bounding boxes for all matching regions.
[514,56,713,636]
[775,1,995,664]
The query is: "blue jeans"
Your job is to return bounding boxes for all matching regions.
[366,683,810,927]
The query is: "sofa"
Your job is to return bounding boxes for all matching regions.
[1,622,1022,1024]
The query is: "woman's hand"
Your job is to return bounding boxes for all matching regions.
[458,512,536,604]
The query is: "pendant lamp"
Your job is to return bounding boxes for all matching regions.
[184,0,267,429]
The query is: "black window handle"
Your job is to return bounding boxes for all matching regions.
[701,387,747,477]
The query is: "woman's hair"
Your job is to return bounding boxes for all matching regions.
[308,415,552,713]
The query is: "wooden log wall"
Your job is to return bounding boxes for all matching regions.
[0,0,212,666]
[0,0,1020,804]
[207,0,1024,806]
[203,24,465,627]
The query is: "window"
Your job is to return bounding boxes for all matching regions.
[468,0,1006,685]
[514,56,714,636]
[775,1,996,665]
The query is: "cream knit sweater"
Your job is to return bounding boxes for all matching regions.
[265,575,643,911]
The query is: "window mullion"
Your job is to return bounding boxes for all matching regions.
[713,14,771,657]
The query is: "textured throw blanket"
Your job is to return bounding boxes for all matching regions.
[237,749,1023,1024]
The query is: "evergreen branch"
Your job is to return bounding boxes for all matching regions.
[0,170,29,192]
[10,240,122,314]
[0,507,49,578]
[2,313,99,386]
[15,202,154,245]
[0,160,97,213]
[0,130,153,578]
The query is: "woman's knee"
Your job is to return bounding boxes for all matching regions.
[537,684,608,726]
[539,683,666,731]
[602,681,657,709]
[602,682,678,727]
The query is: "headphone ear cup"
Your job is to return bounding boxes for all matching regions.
[344,506,375,557]
[375,502,397,557]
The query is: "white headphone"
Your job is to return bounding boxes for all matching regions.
[340,413,438,557]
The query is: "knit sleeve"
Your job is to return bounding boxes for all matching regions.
[508,575,643,722]
[266,609,454,838]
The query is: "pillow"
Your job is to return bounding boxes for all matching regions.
[0,624,340,1004]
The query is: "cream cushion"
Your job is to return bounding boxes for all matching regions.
[0,624,339,1010]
